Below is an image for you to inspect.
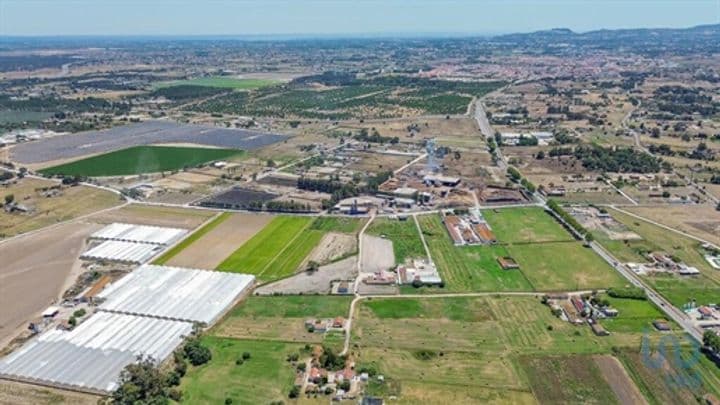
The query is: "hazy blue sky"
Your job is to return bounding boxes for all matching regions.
[1,0,718,37]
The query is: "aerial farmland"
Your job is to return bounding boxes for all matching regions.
[1,11,720,405]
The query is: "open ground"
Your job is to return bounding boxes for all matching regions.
[0,221,99,346]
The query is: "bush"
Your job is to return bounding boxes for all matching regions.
[73,308,86,318]
[183,337,212,366]
[242,351,251,360]
[168,388,182,401]
[288,386,300,399]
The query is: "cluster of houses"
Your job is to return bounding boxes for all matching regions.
[545,293,620,336]
[627,252,700,276]
[441,210,496,246]
[364,259,443,287]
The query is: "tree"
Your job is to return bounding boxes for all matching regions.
[306,260,320,273]
[4,194,14,205]
[183,337,212,366]
[112,356,168,404]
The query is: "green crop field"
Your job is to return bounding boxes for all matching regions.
[309,216,364,234]
[418,214,534,292]
[157,76,280,90]
[226,295,352,319]
[482,206,575,244]
[153,212,231,265]
[506,241,626,291]
[367,217,426,263]
[364,297,494,321]
[180,337,299,405]
[215,216,321,280]
[39,145,243,177]
[599,295,669,333]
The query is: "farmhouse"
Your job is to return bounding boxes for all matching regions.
[397,259,442,285]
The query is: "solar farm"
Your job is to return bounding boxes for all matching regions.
[10,120,288,164]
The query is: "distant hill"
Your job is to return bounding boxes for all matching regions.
[492,24,720,55]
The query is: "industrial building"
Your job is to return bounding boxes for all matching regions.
[97,264,255,324]
[0,312,193,393]
[90,223,187,245]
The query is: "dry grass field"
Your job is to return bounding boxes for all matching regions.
[335,116,480,145]
[0,178,120,238]
[88,203,215,229]
[0,380,99,405]
[623,203,720,246]
[165,212,272,269]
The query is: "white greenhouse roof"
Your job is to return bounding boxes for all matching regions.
[0,312,193,393]
[82,240,162,264]
[90,223,187,245]
[97,264,255,324]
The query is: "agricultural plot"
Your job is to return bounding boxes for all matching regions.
[215,216,321,281]
[417,215,533,292]
[482,206,575,244]
[157,76,280,90]
[351,296,678,404]
[617,348,720,404]
[89,203,216,229]
[180,338,299,405]
[366,218,425,263]
[506,241,626,291]
[191,78,504,119]
[159,213,272,269]
[519,355,619,404]
[309,216,364,234]
[39,146,243,177]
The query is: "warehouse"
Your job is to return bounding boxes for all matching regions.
[90,223,187,245]
[0,312,193,394]
[97,264,255,324]
[81,240,163,264]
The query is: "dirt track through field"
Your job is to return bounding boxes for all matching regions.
[0,221,99,345]
[166,213,272,269]
[594,355,648,405]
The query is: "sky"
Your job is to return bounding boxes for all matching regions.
[1,0,719,37]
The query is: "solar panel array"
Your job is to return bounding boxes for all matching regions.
[11,120,289,164]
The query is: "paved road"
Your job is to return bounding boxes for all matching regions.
[473,101,507,170]
[591,241,703,342]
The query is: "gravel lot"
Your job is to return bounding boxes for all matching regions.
[11,120,289,164]
[361,234,395,273]
[255,255,357,295]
